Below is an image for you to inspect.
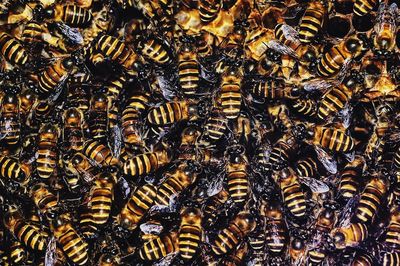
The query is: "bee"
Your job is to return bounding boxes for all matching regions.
[3,204,47,251]
[147,100,207,125]
[218,66,243,120]
[221,242,248,266]
[36,124,60,179]
[382,206,400,251]
[67,74,90,111]
[331,222,368,249]
[295,157,319,178]
[67,152,99,183]
[82,139,119,167]
[19,89,37,119]
[178,206,203,261]
[291,98,317,118]
[88,93,108,141]
[203,189,229,226]
[138,231,179,261]
[82,170,118,231]
[178,43,200,99]
[225,144,249,204]
[117,183,157,230]
[353,0,378,16]
[317,35,366,77]
[9,241,28,265]
[0,93,21,146]
[121,92,150,153]
[94,34,141,74]
[268,134,299,170]
[317,77,356,121]
[62,107,85,151]
[250,78,300,103]
[338,156,365,201]
[0,33,28,67]
[289,238,306,265]
[199,108,228,147]
[37,57,76,97]
[136,34,173,65]
[199,0,221,24]
[155,161,200,206]
[44,4,93,26]
[51,215,89,265]
[382,251,400,266]
[263,200,288,254]
[298,1,325,43]
[212,211,255,255]
[353,176,387,224]
[373,3,398,56]
[312,125,355,153]
[275,167,307,218]
[122,143,172,178]
[30,182,59,217]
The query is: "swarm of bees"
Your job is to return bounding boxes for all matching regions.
[0,0,399,265]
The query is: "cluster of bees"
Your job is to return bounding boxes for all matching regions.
[0,0,399,265]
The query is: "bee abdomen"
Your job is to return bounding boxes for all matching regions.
[227,171,249,203]
[179,225,201,260]
[62,5,93,26]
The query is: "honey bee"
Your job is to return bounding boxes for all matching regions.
[353,0,378,16]
[0,93,21,146]
[66,152,99,183]
[147,100,207,125]
[178,206,203,261]
[295,157,319,178]
[67,73,90,111]
[373,3,398,56]
[221,242,248,266]
[82,139,119,167]
[136,34,173,65]
[36,123,60,179]
[199,108,228,147]
[225,144,249,204]
[211,211,255,255]
[0,31,29,68]
[382,206,400,251]
[178,43,200,99]
[312,125,355,153]
[88,93,108,142]
[298,1,326,43]
[3,204,47,251]
[317,35,366,77]
[51,215,89,265]
[44,4,92,26]
[275,167,307,218]
[30,182,59,217]
[62,107,85,151]
[353,176,387,224]
[338,156,365,201]
[117,183,157,230]
[262,200,288,254]
[9,240,27,265]
[331,222,368,249]
[138,231,179,261]
[268,133,299,170]
[250,78,300,103]
[218,66,243,120]
[202,189,229,226]
[289,238,306,265]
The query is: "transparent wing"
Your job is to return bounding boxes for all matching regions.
[54,22,84,45]
[118,177,131,199]
[140,222,163,235]
[110,125,122,158]
[207,174,224,197]
[153,252,179,266]
[303,78,335,92]
[45,236,57,266]
[265,40,298,59]
[339,103,352,129]
[336,195,359,228]
[300,176,330,193]
[48,74,69,104]
[314,145,337,174]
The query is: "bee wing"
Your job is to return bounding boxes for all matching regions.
[139,222,163,235]
[280,24,300,43]
[314,145,337,174]
[337,58,352,81]
[338,103,352,129]
[48,74,69,104]
[110,125,122,158]
[118,177,131,199]
[153,252,179,266]
[45,236,57,266]
[303,78,335,92]
[54,22,84,45]
[207,173,224,196]
[265,40,298,59]
[299,176,330,193]
[343,151,355,162]
[77,167,96,183]
[336,195,359,228]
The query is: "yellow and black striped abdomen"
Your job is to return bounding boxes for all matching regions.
[212,226,241,255]
[292,99,317,118]
[96,35,132,65]
[0,156,27,183]
[266,221,286,253]
[147,102,186,125]
[79,212,97,238]
[36,141,57,179]
[139,38,172,65]
[123,152,159,177]
[14,221,46,251]
[139,232,178,260]
[295,157,318,177]
[383,223,400,251]
[178,58,199,98]
[281,182,306,217]
[307,249,326,264]
[38,61,68,94]
[338,168,360,200]
[269,141,292,168]
[82,140,117,167]
[179,224,202,260]
[9,241,26,264]
[0,33,28,66]
[198,0,220,23]
[317,86,351,120]
[22,22,44,43]
[317,46,346,77]
[221,83,241,120]
[383,251,400,266]
[0,114,20,146]
[299,2,325,43]
[353,0,378,16]
[315,128,354,152]
[89,110,107,140]
[227,170,249,203]
[90,187,113,225]
[57,227,88,265]
[355,187,384,224]
[62,5,93,26]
